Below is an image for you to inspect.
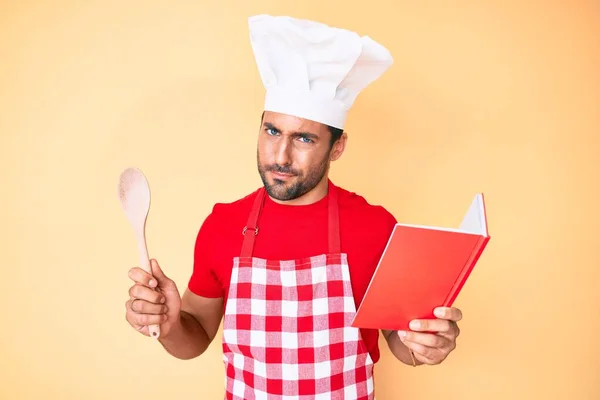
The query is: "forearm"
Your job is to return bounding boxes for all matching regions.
[383,330,424,366]
[158,311,212,360]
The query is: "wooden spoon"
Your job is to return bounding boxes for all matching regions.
[117,167,160,339]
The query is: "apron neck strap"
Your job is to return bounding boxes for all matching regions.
[327,181,341,254]
[240,180,341,258]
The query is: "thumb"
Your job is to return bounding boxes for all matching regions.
[150,259,174,288]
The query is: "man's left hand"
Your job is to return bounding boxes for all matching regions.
[398,306,462,365]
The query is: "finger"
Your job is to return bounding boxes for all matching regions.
[128,267,158,288]
[132,312,168,327]
[125,301,146,331]
[129,298,168,315]
[150,259,174,289]
[400,331,449,348]
[129,284,165,304]
[124,301,156,336]
[434,307,463,322]
[409,319,453,333]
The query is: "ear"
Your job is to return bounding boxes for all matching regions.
[330,132,348,162]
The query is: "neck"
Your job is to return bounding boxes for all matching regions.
[269,175,330,206]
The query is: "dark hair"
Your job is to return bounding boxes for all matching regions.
[261,111,343,148]
[327,125,343,147]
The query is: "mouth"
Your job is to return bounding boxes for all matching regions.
[270,171,295,180]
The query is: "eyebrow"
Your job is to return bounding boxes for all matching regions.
[264,122,319,140]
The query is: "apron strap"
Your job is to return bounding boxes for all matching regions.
[240,187,265,258]
[240,180,341,258]
[327,180,341,254]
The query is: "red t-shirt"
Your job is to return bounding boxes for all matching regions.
[187,181,397,364]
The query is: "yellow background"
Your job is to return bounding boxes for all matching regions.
[1,1,598,399]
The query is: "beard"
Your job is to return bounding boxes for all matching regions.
[257,150,329,201]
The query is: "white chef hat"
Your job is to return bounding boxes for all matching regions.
[248,14,393,129]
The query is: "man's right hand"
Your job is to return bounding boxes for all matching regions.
[125,259,182,338]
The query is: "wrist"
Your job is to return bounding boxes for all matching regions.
[407,348,424,367]
[384,329,424,367]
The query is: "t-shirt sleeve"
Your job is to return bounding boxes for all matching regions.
[370,206,399,264]
[187,208,223,298]
[385,209,398,237]
[376,206,398,245]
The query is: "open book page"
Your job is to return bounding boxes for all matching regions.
[458,193,487,235]
[395,193,487,236]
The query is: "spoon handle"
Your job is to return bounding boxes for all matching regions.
[137,232,161,339]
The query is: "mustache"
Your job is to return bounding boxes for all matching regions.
[264,164,299,175]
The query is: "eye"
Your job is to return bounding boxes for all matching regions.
[266,128,278,136]
[298,136,314,144]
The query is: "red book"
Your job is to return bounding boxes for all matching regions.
[351,193,490,331]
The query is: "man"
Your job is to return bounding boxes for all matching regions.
[125,14,462,399]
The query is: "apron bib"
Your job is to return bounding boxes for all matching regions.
[222,181,374,399]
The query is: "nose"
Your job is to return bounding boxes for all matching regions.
[274,137,292,166]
